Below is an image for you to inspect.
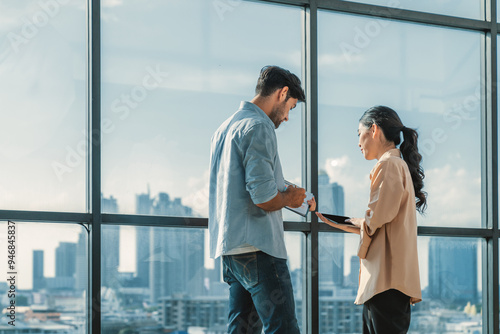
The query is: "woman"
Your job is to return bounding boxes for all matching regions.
[317,106,426,334]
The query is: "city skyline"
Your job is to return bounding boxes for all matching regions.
[11,180,482,333]
[11,175,482,298]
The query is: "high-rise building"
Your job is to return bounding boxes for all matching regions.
[161,294,228,333]
[319,296,363,333]
[101,194,120,289]
[33,250,45,291]
[428,238,478,305]
[134,189,204,301]
[318,171,345,215]
[102,194,119,213]
[136,190,154,287]
[318,171,345,287]
[55,242,77,278]
[205,257,228,297]
[290,268,303,299]
[346,256,360,289]
[75,231,88,291]
[149,192,204,304]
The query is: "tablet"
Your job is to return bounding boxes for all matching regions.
[284,180,314,217]
[320,213,354,226]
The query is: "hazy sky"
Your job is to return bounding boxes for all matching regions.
[0,0,486,291]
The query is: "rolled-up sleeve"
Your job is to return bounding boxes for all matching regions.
[358,160,404,259]
[241,124,279,205]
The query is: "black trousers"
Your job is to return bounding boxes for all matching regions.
[363,289,411,334]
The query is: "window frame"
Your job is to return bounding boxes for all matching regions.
[0,0,498,332]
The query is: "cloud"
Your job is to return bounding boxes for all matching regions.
[321,156,481,228]
[323,155,371,216]
[102,134,212,216]
[326,156,349,169]
[422,164,481,227]
[0,24,78,160]
[102,135,180,213]
[183,170,210,217]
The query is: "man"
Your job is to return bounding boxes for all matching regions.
[209,66,315,333]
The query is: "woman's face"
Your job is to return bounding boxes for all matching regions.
[358,123,376,160]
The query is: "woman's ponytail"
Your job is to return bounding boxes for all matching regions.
[360,106,427,214]
[400,127,427,214]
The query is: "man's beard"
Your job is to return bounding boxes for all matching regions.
[268,101,287,129]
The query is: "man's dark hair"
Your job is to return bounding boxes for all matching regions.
[255,66,306,102]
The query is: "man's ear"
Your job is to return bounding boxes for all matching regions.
[277,86,289,102]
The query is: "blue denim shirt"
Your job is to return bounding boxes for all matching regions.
[209,101,287,259]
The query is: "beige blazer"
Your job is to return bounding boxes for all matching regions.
[355,148,422,305]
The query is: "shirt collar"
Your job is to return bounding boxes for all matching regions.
[370,148,401,177]
[239,101,275,129]
[379,148,401,161]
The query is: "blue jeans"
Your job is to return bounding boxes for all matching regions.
[222,251,300,334]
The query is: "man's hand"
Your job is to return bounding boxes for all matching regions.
[284,185,306,208]
[256,185,306,212]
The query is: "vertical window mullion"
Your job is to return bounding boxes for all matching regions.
[304,1,319,333]
[89,0,101,332]
[483,0,499,332]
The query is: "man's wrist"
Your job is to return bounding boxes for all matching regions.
[280,190,291,209]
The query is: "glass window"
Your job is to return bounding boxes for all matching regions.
[340,0,482,20]
[318,11,482,227]
[318,233,362,333]
[0,221,88,332]
[496,1,500,22]
[415,237,482,333]
[101,225,304,333]
[101,0,304,222]
[0,1,86,212]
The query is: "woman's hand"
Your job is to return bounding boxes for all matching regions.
[346,217,364,228]
[316,212,361,235]
[307,197,316,212]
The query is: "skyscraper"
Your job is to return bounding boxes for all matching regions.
[318,171,345,287]
[428,238,478,305]
[33,250,45,291]
[75,230,88,291]
[101,194,120,288]
[136,190,154,287]
[149,192,204,304]
[346,256,360,289]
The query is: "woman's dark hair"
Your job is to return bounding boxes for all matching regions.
[255,65,306,102]
[360,105,427,214]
